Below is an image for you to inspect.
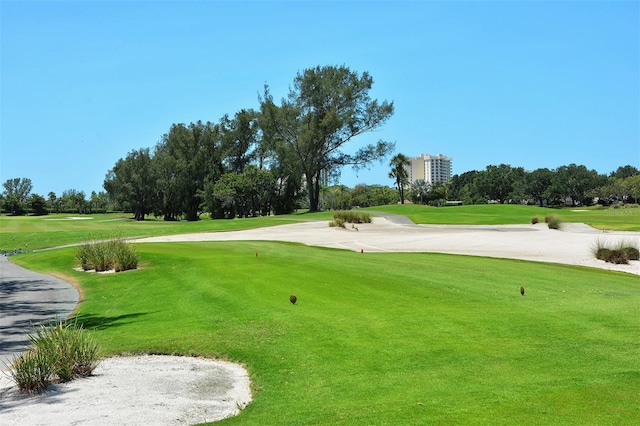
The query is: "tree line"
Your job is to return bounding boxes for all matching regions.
[0,178,109,216]
[103,65,395,220]
[398,163,639,207]
[2,163,637,217]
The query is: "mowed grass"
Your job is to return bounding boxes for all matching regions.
[365,204,640,231]
[12,242,640,425]
[0,212,333,251]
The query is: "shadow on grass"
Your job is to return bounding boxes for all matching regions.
[72,312,157,331]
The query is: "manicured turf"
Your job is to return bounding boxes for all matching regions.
[0,211,333,251]
[364,204,640,231]
[12,242,640,425]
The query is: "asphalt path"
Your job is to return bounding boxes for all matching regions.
[0,256,79,367]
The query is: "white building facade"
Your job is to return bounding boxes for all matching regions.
[406,153,453,185]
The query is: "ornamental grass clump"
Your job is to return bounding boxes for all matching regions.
[76,235,138,272]
[591,239,639,264]
[7,320,100,394]
[545,215,562,230]
[332,211,372,224]
[329,218,346,228]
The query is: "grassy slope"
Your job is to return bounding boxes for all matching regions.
[364,204,640,231]
[12,243,640,425]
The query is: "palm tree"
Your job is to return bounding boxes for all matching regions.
[388,153,411,204]
[411,179,430,205]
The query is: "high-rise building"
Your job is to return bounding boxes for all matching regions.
[405,153,452,185]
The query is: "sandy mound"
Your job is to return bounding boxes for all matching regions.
[0,355,252,426]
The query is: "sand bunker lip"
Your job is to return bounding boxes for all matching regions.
[0,355,252,426]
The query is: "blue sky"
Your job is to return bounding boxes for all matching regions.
[1,0,638,197]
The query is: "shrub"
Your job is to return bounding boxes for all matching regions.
[545,215,562,230]
[531,217,539,225]
[623,246,639,261]
[332,211,372,224]
[7,320,100,394]
[608,250,629,264]
[76,236,138,272]
[592,239,639,264]
[329,218,346,228]
[7,349,55,395]
[595,248,612,262]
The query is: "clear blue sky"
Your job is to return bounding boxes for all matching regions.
[1,0,638,197]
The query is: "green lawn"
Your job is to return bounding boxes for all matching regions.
[0,211,333,251]
[11,241,640,425]
[364,204,640,231]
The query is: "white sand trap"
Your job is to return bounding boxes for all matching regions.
[0,355,251,426]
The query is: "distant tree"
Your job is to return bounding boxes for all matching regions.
[525,168,554,206]
[610,165,639,179]
[388,153,410,204]
[430,181,449,205]
[29,194,48,215]
[203,166,275,218]
[220,109,260,173]
[448,171,478,203]
[260,65,395,212]
[626,175,640,203]
[370,185,398,206]
[474,164,525,203]
[154,121,223,221]
[350,184,375,207]
[411,179,430,205]
[89,191,109,213]
[104,148,156,220]
[553,164,605,206]
[2,177,33,215]
[47,192,60,213]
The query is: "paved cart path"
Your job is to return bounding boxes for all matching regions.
[0,256,79,367]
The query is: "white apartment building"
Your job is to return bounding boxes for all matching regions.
[405,153,453,185]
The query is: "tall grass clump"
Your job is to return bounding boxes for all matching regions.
[591,239,639,264]
[6,320,100,394]
[333,211,372,224]
[329,217,346,228]
[545,214,563,230]
[76,235,138,272]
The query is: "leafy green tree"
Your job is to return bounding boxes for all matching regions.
[104,148,156,220]
[350,184,375,207]
[626,175,640,203]
[474,164,525,203]
[553,164,605,206]
[524,168,554,206]
[47,192,60,214]
[260,65,395,212]
[448,171,478,203]
[29,194,48,215]
[610,165,639,179]
[388,153,410,204]
[370,185,398,206]
[220,109,260,173]
[2,177,33,215]
[154,121,223,221]
[89,191,109,213]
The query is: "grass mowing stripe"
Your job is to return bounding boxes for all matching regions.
[10,241,640,425]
